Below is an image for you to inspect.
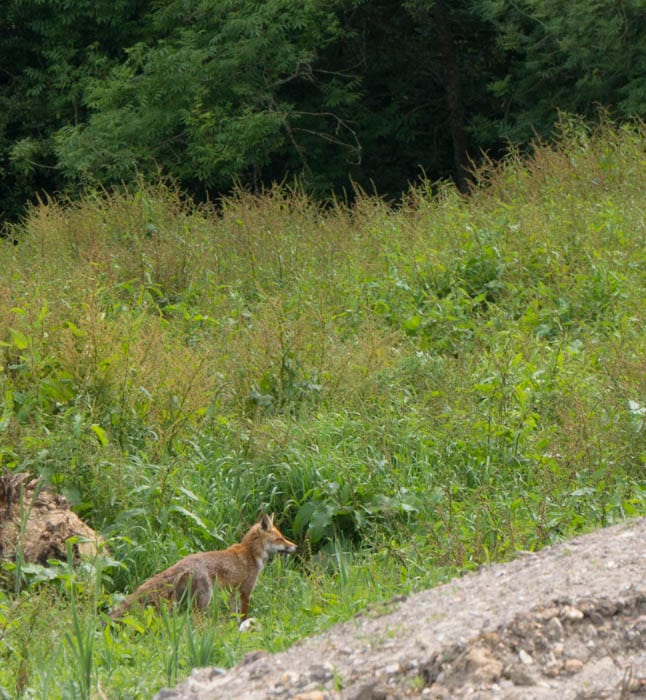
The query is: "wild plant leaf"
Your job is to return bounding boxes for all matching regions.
[168,505,210,533]
[91,424,109,446]
[8,328,29,350]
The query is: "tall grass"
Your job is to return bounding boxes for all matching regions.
[0,119,644,697]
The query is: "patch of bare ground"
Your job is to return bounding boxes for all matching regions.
[155,517,645,700]
[0,471,102,564]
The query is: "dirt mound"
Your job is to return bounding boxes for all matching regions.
[0,471,102,565]
[155,516,645,699]
[416,592,645,698]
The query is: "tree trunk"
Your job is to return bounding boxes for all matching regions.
[433,0,469,192]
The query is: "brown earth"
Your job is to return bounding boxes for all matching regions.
[0,471,102,565]
[154,516,645,700]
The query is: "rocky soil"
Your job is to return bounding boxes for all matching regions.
[0,471,102,564]
[155,517,646,699]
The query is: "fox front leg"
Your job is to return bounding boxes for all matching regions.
[240,593,250,620]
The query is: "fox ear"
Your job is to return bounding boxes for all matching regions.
[259,513,272,530]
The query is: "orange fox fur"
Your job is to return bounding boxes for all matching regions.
[110,514,296,620]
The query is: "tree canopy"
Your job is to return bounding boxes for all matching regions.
[1,0,644,217]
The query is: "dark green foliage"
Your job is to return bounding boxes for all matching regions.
[54,0,353,194]
[0,0,150,219]
[2,0,645,218]
[478,0,646,141]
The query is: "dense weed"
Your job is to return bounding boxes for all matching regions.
[0,120,644,697]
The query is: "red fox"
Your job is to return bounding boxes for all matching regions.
[110,514,296,621]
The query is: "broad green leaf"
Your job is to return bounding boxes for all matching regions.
[91,424,109,446]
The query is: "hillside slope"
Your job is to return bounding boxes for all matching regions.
[155,517,645,699]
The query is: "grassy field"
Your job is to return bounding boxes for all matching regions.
[1,119,645,698]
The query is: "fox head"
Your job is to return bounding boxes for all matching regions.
[258,513,297,555]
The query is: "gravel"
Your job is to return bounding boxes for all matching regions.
[154,516,646,699]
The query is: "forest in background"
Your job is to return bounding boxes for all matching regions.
[2,0,646,219]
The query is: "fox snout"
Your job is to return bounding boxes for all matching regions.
[272,538,297,555]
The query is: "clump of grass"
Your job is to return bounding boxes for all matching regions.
[0,118,644,696]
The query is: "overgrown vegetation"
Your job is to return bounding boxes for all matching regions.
[1,120,645,697]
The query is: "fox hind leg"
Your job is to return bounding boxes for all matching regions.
[192,575,214,610]
[175,571,213,610]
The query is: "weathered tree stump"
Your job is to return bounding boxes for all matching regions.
[0,471,102,566]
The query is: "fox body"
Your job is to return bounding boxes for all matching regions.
[110,514,296,620]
